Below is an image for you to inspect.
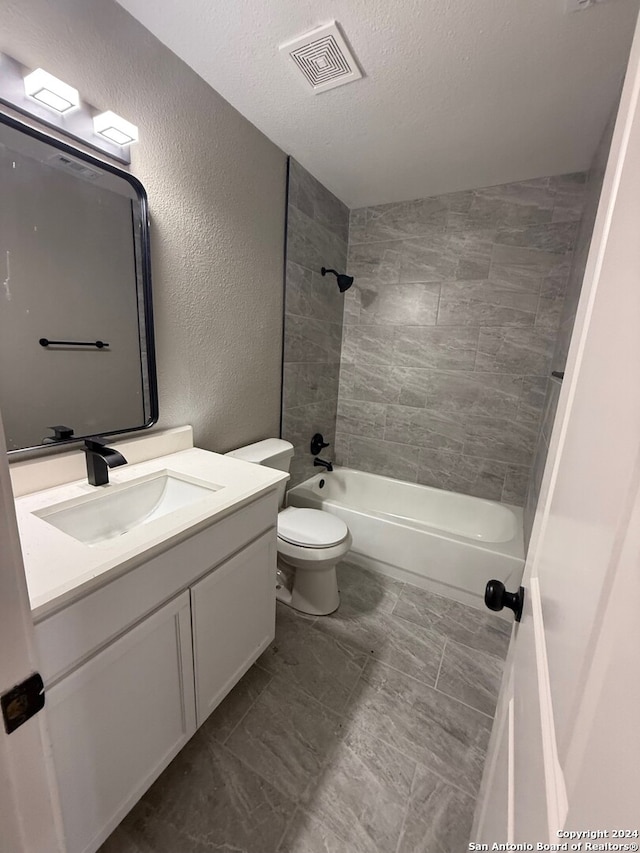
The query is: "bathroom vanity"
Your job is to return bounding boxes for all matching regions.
[0,97,288,853]
[13,438,287,853]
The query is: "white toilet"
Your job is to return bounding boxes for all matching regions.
[226,439,351,615]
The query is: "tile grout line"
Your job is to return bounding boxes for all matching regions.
[275,803,301,853]
[220,670,275,747]
[362,725,482,802]
[389,584,405,616]
[220,735,308,811]
[258,657,351,720]
[335,653,369,714]
[393,760,419,853]
[434,637,447,690]
[432,682,496,721]
[363,655,496,721]
[445,633,511,663]
[387,608,511,665]
[312,605,497,715]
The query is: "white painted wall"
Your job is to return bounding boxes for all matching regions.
[0,0,287,455]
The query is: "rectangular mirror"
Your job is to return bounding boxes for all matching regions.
[0,112,157,453]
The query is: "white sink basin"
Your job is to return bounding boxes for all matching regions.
[35,471,223,546]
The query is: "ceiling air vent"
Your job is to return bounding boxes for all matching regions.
[279,22,363,94]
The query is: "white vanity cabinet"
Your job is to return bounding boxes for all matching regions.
[192,530,276,725]
[33,491,279,853]
[46,592,196,853]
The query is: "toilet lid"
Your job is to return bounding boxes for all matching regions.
[278,507,348,548]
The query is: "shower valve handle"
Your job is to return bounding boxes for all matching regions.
[310,433,330,456]
[484,580,525,622]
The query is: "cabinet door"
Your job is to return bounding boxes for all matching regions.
[191,529,276,726]
[46,591,196,853]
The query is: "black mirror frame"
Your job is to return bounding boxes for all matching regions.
[0,110,159,455]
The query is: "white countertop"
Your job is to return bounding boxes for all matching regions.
[15,448,287,621]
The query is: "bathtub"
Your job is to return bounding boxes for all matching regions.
[287,468,525,610]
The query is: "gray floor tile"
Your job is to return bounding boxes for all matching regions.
[370,612,446,687]
[397,763,476,853]
[99,736,293,853]
[350,660,491,797]
[392,584,512,659]
[278,807,353,853]
[300,728,416,853]
[436,640,505,716]
[337,561,405,615]
[101,576,501,853]
[258,603,367,713]
[311,602,385,658]
[200,663,272,744]
[315,563,445,687]
[224,675,343,802]
[314,603,445,687]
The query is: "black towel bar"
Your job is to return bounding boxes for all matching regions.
[39,338,109,349]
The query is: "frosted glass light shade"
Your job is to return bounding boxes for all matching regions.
[93,111,138,146]
[24,68,79,113]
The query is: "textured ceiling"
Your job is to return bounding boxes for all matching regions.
[115,0,639,207]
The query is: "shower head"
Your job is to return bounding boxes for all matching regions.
[321,266,354,293]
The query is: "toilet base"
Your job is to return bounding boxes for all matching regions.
[277,557,340,616]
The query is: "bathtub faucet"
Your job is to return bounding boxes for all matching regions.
[314,457,333,473]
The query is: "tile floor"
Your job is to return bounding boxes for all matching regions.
[100,563,511,853]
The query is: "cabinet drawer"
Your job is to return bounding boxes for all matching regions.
[35,492,278,684]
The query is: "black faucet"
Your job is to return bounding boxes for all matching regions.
[83,438,127,486]
[314,457,333,473]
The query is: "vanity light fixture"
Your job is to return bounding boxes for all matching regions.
[23,68,80,114]
[0,52,135,164]
[93,111,138,146]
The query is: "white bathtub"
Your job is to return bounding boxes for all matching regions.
[287,468,525,610]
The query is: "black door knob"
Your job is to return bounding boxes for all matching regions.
[485,580,525,622]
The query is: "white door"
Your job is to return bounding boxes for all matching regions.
[0,410,65,853]
[473,11,640,843]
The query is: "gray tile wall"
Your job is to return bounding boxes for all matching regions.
[523,110,616,541]
[336,175,589,505]
[283,159,349,486]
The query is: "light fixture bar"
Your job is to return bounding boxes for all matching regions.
[0,53,132,165]
[24,69,79,114]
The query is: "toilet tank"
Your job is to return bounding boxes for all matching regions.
[225,439,294,507]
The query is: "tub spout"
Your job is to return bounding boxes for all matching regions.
[314,457,333,473]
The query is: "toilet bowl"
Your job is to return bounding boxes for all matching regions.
[276,506,351,615]
[225,439,350,615]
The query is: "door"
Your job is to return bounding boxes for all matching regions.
[0,409,65,853]
[473,10,640,842]
[191,530,276,727]
[46,591,196,853]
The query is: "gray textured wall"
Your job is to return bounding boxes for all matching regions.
[524,111,616,542]
[0,0,286,454]
[282,159,349,486]
[335,176,588,505]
